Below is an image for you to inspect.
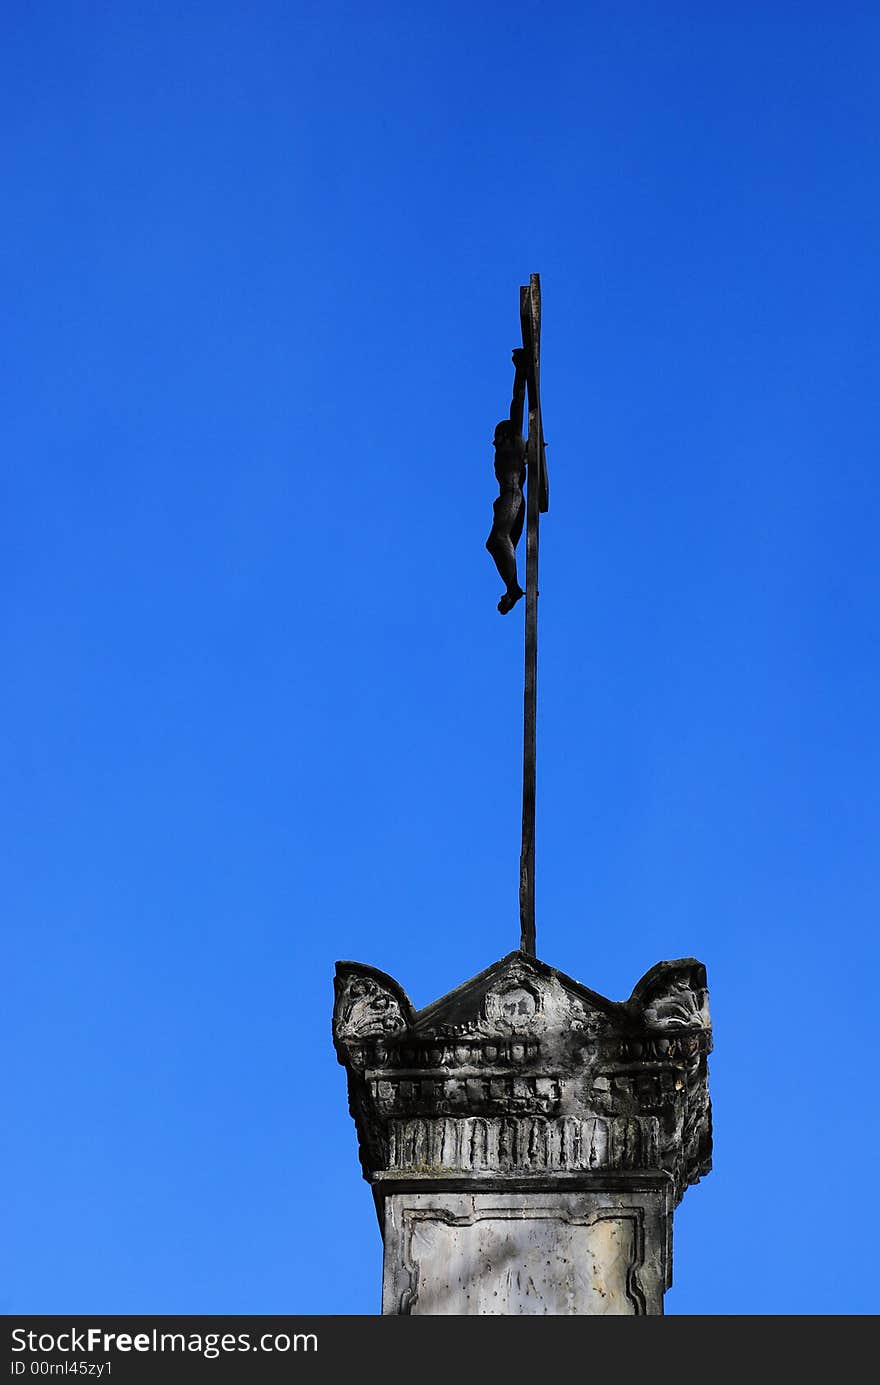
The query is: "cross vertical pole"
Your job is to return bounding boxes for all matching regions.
[519,274,545,956]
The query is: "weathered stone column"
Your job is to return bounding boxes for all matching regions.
[333,951,712,1315]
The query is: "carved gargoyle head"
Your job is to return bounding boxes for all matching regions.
[333,963,412,1060]
[628,960,711,1032]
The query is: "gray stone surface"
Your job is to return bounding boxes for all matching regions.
[333,951,712,1315]
[381,1187,669,1315]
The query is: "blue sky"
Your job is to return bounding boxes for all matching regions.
[3,2,879,1314]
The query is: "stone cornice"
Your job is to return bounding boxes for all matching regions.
[334,951,712,1205]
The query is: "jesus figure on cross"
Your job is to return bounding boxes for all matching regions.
[486,347,529,614]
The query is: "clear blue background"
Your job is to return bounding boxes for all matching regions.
[4,2,878,1315]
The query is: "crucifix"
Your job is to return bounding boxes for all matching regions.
[486,274,549,957]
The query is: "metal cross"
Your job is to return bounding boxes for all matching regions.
[518,275,548,955]
[486,275,549,956]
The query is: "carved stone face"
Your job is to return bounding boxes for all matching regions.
[483,981,541,1031]
[335,976,406,1042]
[643,976,710,1031]
[500,986,536,1023]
